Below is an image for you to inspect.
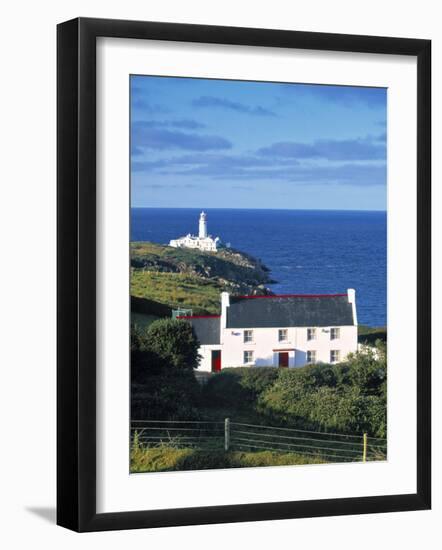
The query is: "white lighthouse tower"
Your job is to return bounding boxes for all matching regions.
[199,211,208,238]
[169,210,220,252]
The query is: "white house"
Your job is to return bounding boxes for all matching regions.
[179,290,358,372]
[169,211,220,252]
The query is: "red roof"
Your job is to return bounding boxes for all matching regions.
[234,293,347,300]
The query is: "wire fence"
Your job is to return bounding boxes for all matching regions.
[131,419,387,463]
[131,420,225,451]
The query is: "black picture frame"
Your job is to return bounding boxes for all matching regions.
[57,17,431,532]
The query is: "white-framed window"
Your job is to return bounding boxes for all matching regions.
[307,350,317,364]
[330,350,340,363]
[330,327,340,340]
[307,328,316,341]
[278,329,288,342]
[243,329,253,343]
[244,350,254,365]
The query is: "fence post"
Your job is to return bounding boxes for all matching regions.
[362,433,367,462]
[224,417,230,451]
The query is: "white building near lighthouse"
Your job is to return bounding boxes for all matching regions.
[179,290,359,372]
[169,211,220,252]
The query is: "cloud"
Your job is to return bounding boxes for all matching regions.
[131,144,144,157]
[131,151,386,186]
[130,85,170,113]
[131,122,232,152]
[186,160,385,186]
[131,153,287,173]
[258,135,386,161]
[192,96,276,117]
[172,119,205,129]
[281,84,387,108]
[287,162,386,186]
[133,119,205,130]
[131,96,170,113]
[138,183,198,190]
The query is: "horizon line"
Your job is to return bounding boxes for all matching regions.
[131,206,387,213]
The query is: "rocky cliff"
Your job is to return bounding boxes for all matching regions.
[131,241,275,296]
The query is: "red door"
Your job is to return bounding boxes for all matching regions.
[278,352,289,368]
[211,350,221,372]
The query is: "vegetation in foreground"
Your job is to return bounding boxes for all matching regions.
[131,445,324,473]
[202,343,386,438]
[130,318,387,472]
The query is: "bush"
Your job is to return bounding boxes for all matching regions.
[257,346,387,437]
[131,318,201,383]
[131,324,165,381]
[202,367,278,409]
[131,371,201,420]
[131,319,202,419]
[344,341,386,393]
[145,318,201,372]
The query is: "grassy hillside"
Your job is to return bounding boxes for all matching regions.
[131,271,224,315]
[130,241,273,315]
[358,325,387,345]
[131,241,271,285]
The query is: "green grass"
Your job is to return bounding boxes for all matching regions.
[131,270,223,315]
[130,240,273,315]
[131,241,215,264]
[130,446,325,473]
[131,241,264,271]
[358,325,387,345]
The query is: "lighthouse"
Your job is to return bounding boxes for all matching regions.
[199,211,208,238]
[169,211,220,252]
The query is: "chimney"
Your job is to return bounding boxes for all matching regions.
[347,288,358,326]
[221,292,230,330]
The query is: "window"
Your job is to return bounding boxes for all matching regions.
[307,328,316,341]
[330,327,340,340]
[307,350,316,364]
[330,350,340,363]
[244,350,254,365]
[278,329,288,342]
[243,330,253,343]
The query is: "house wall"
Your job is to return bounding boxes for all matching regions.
[197,344,222,372]
[218,325,358,368]
[293,325,358,366]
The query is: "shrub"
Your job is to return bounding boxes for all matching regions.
[145,318,201,372]
[131,318,201,383]
[238,367,280,396]
[131,319,202,419]
[339,342,386,392]
[131,323,164,381]
[202,367,278,409]
[257,346,387,437]
[131,371,201,420]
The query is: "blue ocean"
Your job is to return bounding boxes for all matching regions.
[131,208,386,327]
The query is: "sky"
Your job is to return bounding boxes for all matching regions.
[131,75,387,210]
